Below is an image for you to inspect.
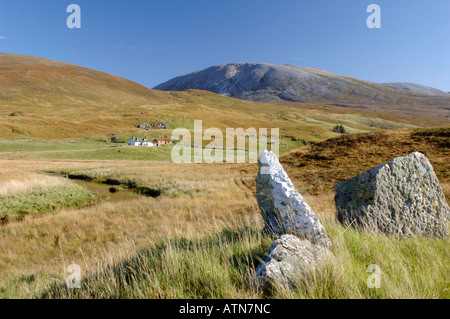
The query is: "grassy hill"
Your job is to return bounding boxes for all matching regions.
[0,53,448,141]
[0,53,170,106]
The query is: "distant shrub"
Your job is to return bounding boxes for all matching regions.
[333,125,347,134]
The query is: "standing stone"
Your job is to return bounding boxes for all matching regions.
[335,152,449,238]
[253,234,331,288]
[255,150,331,248]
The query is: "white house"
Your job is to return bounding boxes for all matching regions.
[128,137,156,147]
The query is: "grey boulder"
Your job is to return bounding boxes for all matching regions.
[253,234,331,287]
[335,152,449,238]
[255,150,331,248]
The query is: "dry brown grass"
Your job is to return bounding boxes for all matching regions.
[0,128,448,298]
[0,175,68,198]
[0,159,260,297]
[280,127,449,197]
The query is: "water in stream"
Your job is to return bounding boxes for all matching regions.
[49,174,143,203]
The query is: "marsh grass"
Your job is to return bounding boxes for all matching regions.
[0,175,97,219]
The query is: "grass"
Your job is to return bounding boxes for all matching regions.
[0,128,448,299]
[0,175,67,197]
[0,175,97,220]
[0,160,253,298]
[43,218,270,299]
[0,138,295,162]
[42,211,449,299]
[0,142,174,161]
[0,141,108,153]
[1,53,448,299]
[278,127,450,197]
[2,84,448,142]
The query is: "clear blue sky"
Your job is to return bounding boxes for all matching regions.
[0,0,449,91]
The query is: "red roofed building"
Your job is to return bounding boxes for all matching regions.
[153,138,172,146]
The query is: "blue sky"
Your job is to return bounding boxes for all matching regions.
[0,0,449,91]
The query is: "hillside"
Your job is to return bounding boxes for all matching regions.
[235,127,449,200]
[0,53,171,107]
[0,53,175,138]
[154,63,450,107]
[0,54,448,140]
[280,128,450,196]
[382,82,450,97]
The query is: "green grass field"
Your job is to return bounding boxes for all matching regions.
[0,141,174,161]
[0,141,108,153]
[0,136,305,162]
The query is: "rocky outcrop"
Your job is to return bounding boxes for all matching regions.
[335,152,450,238]
[255,150,331,248]
[253,234,331,287]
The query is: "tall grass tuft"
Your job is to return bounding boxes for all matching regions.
[0,175,97,219]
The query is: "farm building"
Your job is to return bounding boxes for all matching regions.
[128,136,156,147]
[128,137,172,147]
[153,138,172,146]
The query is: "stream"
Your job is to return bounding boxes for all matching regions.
[48,174,144,203]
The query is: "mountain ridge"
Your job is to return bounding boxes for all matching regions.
[381,82,449,97]
[154,62,450,105]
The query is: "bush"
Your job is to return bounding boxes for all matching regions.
[333,125,347,134]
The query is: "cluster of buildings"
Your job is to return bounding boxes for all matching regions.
[128,136,171,147]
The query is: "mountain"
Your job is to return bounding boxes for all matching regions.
[154,63,450,105]
[381,82,450,97]
[0,54,448,140]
